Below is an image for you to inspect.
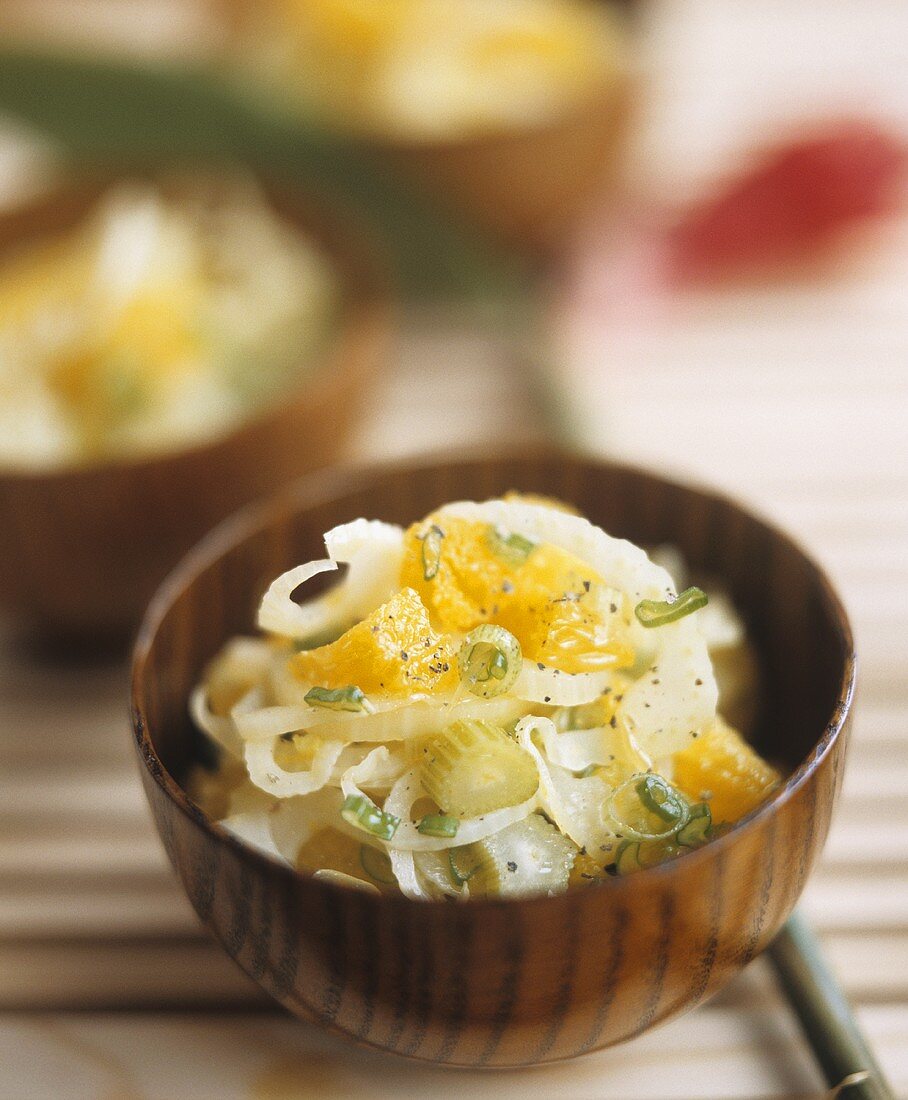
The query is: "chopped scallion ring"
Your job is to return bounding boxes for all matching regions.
[417,813,459,838]
[304,685,374,713]
[341,794,400,841]
[676,803,712,848]
[486,525,537,565]
[634,586,708,628]
[605,773,691,843]
[458,625,521,699]
[636,774,688,826]
[359,843,397,884]
[448,846,482,887]
[420,524,444,581]
[615,839,643,875]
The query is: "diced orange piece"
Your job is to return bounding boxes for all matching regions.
[400,514,634,674]
[290,587,458,696]
[569,849,607,888]
[673,718,780,824]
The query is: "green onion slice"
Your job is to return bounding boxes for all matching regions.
[359,843,397,884]
[304,685,374,713]
[420,524,444,581]
[457,624,522,699]
[636,774,688,826]
[448,846,482,887]
[676,803,712,848]
[615,839,642,875]
[606,773,691,843]
[341,794,400,841]
[417,813,459,838]
[634,586,708,628]
[486,525,537,565]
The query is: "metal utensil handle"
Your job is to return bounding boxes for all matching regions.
[767,912,895,1099]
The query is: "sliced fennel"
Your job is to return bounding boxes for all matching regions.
[244,677,532,744]
[313,869,380,893]
[513,662,611,706]
[244,735,345,799]
[257,519,403,641]
[189,684,244,759]
[515,715,616,851]
[439,498,719,750]
[220,811,288,865]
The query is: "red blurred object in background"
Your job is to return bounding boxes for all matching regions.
[667,120,908,284]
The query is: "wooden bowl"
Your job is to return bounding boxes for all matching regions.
[0,174,392,640]
[375,75,635,257]
[131,450,855,1067]
[217,2,635,257]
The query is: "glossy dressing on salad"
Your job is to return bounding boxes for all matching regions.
[190,496,779,899]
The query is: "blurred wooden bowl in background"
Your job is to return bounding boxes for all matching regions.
[377,77,634,256]
[0,173,392,641]
[218,0,636,256]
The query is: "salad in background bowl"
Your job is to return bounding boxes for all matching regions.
[0,170,391,640]
[0,174,337,467]
[221,0,635,253]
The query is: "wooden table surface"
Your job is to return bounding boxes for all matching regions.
[2,2,908,1097]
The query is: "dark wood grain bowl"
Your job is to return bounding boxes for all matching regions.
[0,172,392,641]
[131,450,855,1068]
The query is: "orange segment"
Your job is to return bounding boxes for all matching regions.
[673,718,780,824]
[400,515,634,674]
[401,517,510,634]
[497,547,634,674]
[569,849,608,888]
[290,587,458,696]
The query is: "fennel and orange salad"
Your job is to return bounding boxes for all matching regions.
[189,496,779,899]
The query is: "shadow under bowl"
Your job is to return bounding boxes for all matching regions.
[0,173,393,641]
[131,450,855,1067]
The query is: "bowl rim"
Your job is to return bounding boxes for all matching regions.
[131,445,856,910]
[0,168,393,482]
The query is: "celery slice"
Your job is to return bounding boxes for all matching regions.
[422,719,538,818]
[468,814,577,898]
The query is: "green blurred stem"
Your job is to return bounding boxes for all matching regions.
[0,49,533,302]
[767,913,895,1099]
